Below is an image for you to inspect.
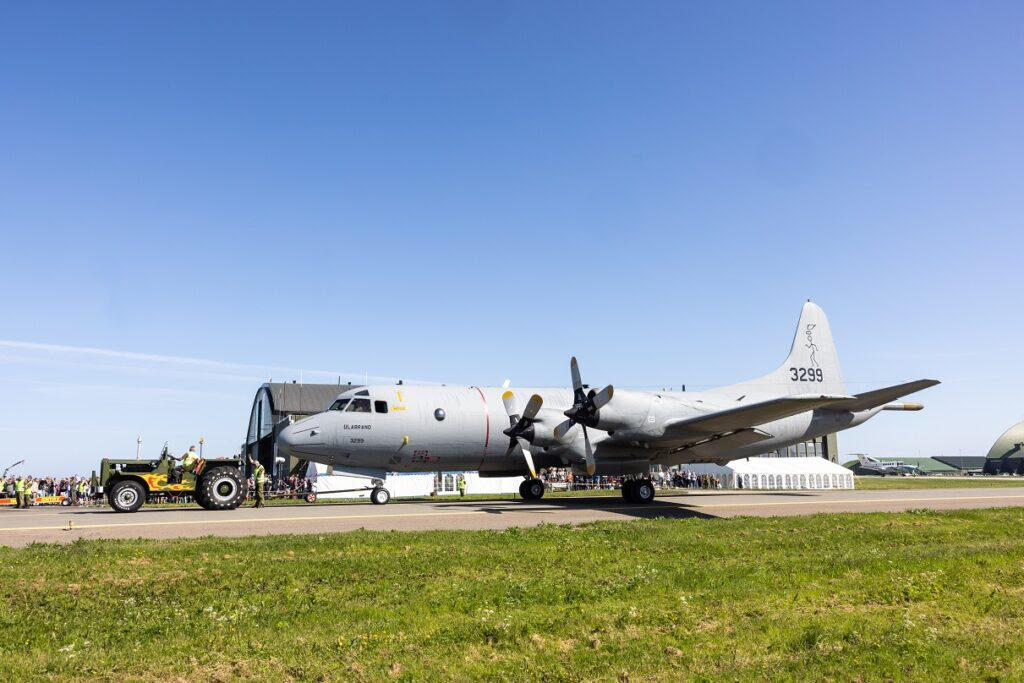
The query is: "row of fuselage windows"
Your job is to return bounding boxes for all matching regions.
[328,391,388,414]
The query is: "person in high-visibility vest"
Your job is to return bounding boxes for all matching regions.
[25,478,36,507]
[14,476,25,509]
[457,474,467,497]
[249,458,266,508]
[181,446,199,472]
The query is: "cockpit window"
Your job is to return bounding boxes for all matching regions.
[345,398,372,413]
[329,399,350,411]
[356,390,370,397]
[374,400,388,414]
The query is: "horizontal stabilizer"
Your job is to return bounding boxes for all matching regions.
[826,379,939,413]
[663,394,853,437]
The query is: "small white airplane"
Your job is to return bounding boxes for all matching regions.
[277,301,938,504]
[854,454,923,476]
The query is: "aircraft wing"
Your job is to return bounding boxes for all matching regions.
[668,428,774,463]
[661,394,853,439]
[824,379,939,413]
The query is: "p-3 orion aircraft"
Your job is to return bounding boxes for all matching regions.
[277,302,938,505]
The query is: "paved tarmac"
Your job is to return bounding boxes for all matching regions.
[3,487,1024,547]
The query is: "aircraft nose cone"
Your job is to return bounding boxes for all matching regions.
[277,421,323,457]
[277,424,298,455]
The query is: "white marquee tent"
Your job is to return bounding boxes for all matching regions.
[685,457,854,490]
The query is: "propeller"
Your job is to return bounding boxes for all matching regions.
[553,357,613,476]
[501,391,543,479]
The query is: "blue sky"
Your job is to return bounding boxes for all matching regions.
[1,1,1022,475]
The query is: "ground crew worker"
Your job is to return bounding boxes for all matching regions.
[14,476,25,509]
[250,458,266,508]
[77,479,88,505]
[181,446,199,472]
[457,474,467,497]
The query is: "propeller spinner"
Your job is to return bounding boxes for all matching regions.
[501,391,543,479]
[553,357,613,476]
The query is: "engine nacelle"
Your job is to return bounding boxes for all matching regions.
[590,389,652,432]
[521,408,569,448]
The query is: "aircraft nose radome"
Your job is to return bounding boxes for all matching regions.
[276,425,297,454]
[277,421,323,456]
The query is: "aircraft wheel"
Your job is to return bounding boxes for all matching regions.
[634,479,656,504]
[622,480,636,502]
[370,487,391,505]
[109,479,146,513]
[520,478,544,500]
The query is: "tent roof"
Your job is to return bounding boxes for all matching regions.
[685,457,850,475]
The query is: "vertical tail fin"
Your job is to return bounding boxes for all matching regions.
[733,301,847,396]
[774,301,846,395]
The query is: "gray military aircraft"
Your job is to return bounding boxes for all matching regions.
[853,454,923,476]
[277,302,938,505]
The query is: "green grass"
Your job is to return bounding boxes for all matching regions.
[3,509,1024,680]
[853,476,1024,490]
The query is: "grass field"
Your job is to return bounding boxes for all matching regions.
[853,476,1024,490]
[3,508,1024,681]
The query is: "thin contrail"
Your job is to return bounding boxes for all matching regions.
[0,339,432,384]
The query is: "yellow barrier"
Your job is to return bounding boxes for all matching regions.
[0,495,67,506]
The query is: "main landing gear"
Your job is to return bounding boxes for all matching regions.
[519,478,545,501]
[622,478,656,504]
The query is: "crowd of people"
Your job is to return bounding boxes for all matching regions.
[539,467,722,491]
[2,474,96,507]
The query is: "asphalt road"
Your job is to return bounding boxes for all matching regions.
[3,487,1024,547]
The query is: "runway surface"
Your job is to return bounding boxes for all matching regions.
[3,487,1024,547]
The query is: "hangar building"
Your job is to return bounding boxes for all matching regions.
[983,421,1024,475]
[245,382,361,481]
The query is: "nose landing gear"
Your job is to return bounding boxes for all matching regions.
[370,487,391,505]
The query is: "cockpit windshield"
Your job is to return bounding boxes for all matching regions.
[345,398,372,413]
[328,399,350,411]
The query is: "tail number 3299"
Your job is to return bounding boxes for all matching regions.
[790,367,823,382]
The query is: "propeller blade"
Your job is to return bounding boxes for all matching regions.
[518,439,537,479]
[570,356,583,392]
[591,385,614,410]
[554,419,574,442]
[582,425,595,476]
[501,390,520,422]
[522,394,543,421]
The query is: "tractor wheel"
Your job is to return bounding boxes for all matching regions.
[194,484,212,510]
[197,467,245,510]
[108,479,146,513]
[306,493,317,504]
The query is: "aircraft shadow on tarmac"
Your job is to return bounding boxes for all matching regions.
[63,490,821,519]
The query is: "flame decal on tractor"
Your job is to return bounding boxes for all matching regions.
[140,474,189,492]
